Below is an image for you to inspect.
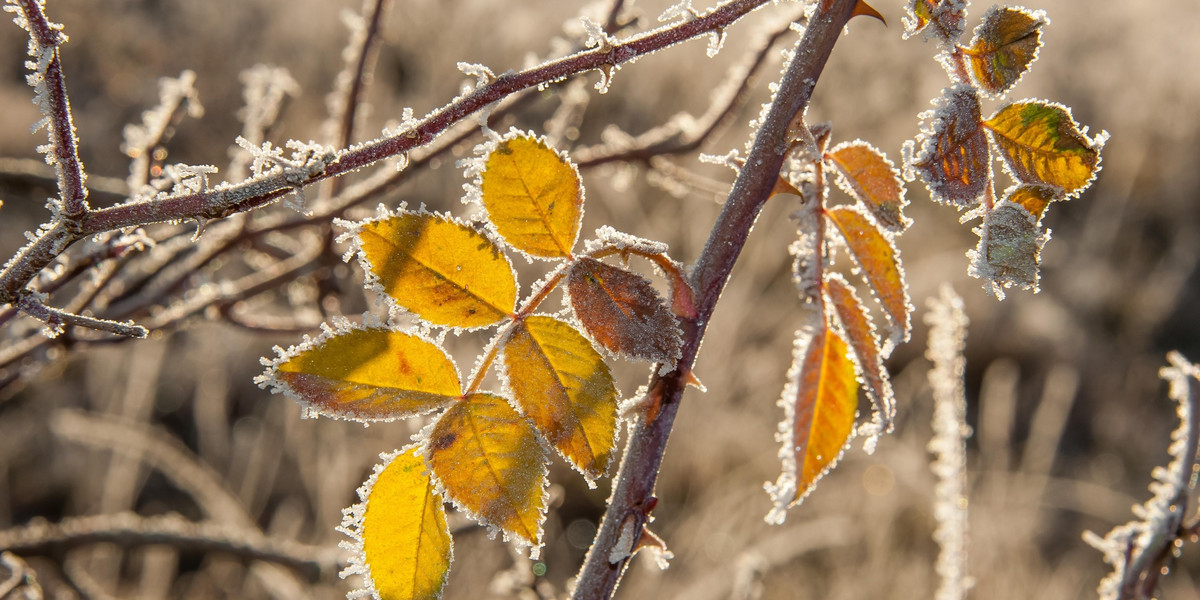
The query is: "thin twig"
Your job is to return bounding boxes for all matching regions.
[571,2,863,597]
[16,295,147,338]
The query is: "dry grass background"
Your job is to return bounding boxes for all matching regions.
[1,0,1198,598]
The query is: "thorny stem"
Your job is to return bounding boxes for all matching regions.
[571,1,863,597]
[0,0,781,308]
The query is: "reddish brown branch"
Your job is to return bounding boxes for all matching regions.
[571,1,862,597]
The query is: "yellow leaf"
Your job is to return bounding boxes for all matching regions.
[911,86,991,207]
[357,212,517,329]
[350,446,452,600]
[502,315,618,482]
[1004,183,1060,219]
[825,274,894,429]
[826,206,911,340]
[786,326,858,505]
[268,325,460,421]
[963,6,1047,96]
[985,101,1103,196]
[566,257,682,364]
[428,393,547,547]
[479,135,583,259]
[827,141,909,231]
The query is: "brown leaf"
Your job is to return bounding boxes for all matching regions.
[566,257,682,364]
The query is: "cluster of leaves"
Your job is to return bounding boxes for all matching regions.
[902,1,1107,297]
[257,132,695,599]
[762,123,911,522]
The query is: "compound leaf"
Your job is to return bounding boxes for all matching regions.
[985,101,1103,196]
[357,212,517,329]
[964,6,1047,96]
[428,393,547,548]
[479,135,583,259]
[826,206,911,340]
[351,446,452,600]
[502,316,618,483]
[267,325,460,422]
[827,141,910,231]
[911,86,991,207]
[825,274,894,429]
[567,257,683,364]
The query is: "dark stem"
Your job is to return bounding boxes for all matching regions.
[570,1,861,598]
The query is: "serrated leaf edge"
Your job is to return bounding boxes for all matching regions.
[964,5,1049,99]
[826,139,912,232]
[985,98,1109,199]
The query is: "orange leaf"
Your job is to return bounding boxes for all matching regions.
[768,325,858,511]
[264,324,460,422]
[963,6,1047,96]
[985,101,1104,196]
[910,85,990,207]
[825,274,894,430]
[827,141,910,231]
[502,316,619,482]
[428,393,547,548]
[1004,183,1060,219]
[345,446,452,600]
[826,206,911,340]
[356,211,516,329]
[567,257,683,364]
[479,134,583,259]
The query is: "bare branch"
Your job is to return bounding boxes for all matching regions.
[16,295,147,338]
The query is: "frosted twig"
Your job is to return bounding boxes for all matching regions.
[16,294,147,338]
[122,71,203,193]
[325,0,391,199]
[925,285,973,600]
[8,0,88,221]
[572,2,864,597]
[0,513,338,581]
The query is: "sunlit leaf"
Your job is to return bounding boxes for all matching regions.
[904,0,965,41]
[964,6,1047,96]
[357,212,517,329]
[985,101,1103,196]
[826,206,911,340]
[910,86,990,207]
[827,141,910,231]
[1004,183,1061,219]
[428,393,547,547]
[479,134,583,259]
[567,257,683,364]
[266,325,460,422]
[351,446,452,600]
[968,201,1046,296]
[780,325,858,507]
[825,274,894,429]
[502,315,618,482]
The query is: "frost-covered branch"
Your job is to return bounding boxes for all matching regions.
[1085,352,1200,600]
[572,1,863,597]
[926,285,973,600]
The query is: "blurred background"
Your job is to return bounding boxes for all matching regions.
[1,0,1198,598]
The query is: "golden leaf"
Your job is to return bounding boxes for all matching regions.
[502,315,618,482]
[358,212,517,329]
[825,274,894,427]
[479,135,583,259]
[826,206,911,339]
[985,101,1103,196]
[428,393,547,547]
[356,446,452,600]
[789,326,858,504]
[270,326,460,421]
[827,141,909,231]
[1004,184,1060,219]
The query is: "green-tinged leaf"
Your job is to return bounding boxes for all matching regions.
[566,257,682,364]
[428,393,547,547]
[964,6,1047,96]
[968,201,1046,295]
[479,135,583,259]
[826,206,911,340]
[985,101,1103,196]
[911,86,990,207]
[1004,183,1061,219]
[268,326,460,421]
[827,141,909,231]
[358,212,517,328]
[502,315,618,482]
[825,274,894,428]
[355,446,452,600]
